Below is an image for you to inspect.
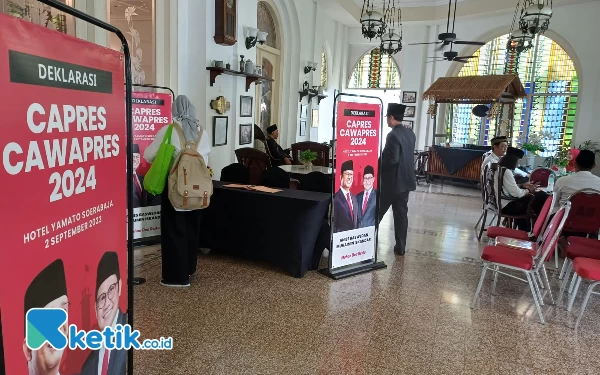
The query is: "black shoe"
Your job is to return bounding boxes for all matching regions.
[394,246,406,256]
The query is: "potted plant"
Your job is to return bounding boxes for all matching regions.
[579,140,600,156]
[543,143,570,174]
[517,131,548,167]
[298,149,318,169]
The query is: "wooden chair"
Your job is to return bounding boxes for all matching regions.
[476,163,499,240]
[291,142,330,167]
[234,148,271,185]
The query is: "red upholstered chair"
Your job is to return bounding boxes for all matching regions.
[561,188,600,236]
[559,237,600,294]
[471,202,571,324]
[530,167,554,188]
[487,187,555,245]
[567,257,600,329]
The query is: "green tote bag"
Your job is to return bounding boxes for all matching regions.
[143,124,175,195]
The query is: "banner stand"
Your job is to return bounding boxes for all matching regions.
[38,1,135,374]
[320,92,387,281]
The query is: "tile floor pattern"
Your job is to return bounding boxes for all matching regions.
[132,185,600,375]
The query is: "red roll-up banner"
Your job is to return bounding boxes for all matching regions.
[132,92,172,239]
[0,13,127,375]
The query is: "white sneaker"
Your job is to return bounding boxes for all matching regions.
[160,281,190,288]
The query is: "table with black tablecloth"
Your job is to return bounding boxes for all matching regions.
[198,181,330,278]
[427,146,486,182]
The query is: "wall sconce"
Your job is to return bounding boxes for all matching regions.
[245,27,268,49]
[304,61,318,74]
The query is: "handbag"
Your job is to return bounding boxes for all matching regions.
[143,124,175,195]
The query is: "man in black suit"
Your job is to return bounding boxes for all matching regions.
[379,103,416,255]
[357,165,377,228]
[265,125,292,166]
[334,160,359,232]
[80,252,127,375]
[23,259,70,375]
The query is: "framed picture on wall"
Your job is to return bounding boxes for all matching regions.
[311,109,319,128]
[239,123,252,145]
[402,91,417,103]
[300,104,308,119]
[401,120,414,130]
[213,116,228,146]
[240,95,253,117]
[404,106,416,118]
[299,120,307,136]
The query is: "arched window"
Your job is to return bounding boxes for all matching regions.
[348,47,400,89]
[257,1,278,49]
[320,48,328,90]
[450,34,578,156]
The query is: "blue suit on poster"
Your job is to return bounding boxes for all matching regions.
[357,188,377,228]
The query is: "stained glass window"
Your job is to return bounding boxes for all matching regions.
[320,48,328,90]
[450,33,578,156]
[1,0,74,35]
[258,1,278,49]
[348,47,400,89]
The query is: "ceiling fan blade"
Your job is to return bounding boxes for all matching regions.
[454,41,486,46]
[454,55,476,59]
[409,42,442,45]
[453,59,470,63]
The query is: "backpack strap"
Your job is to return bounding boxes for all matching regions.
[172,122,203,150]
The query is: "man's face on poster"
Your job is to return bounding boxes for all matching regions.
[95,274,121,331]
[24,296,69,375]
[133,152,141,171]
[341,170,353,190]
[363,173,374,191]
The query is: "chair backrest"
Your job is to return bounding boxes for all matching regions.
[530,167,554,188]
[253,124,266,142]
[563,189,600,235]
[300,172,331,193]
[220,163,250,184]
[485,163,498,211]
[480,163,489,205]
[260,167,291,189]
[291,142,330,167]
[537,202,571,263]
[532,193,556,239]
[234,147,271,185]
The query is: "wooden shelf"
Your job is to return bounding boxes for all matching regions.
[206,67,273,92]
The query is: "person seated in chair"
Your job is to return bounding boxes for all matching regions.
[265,125,292,166]
[481,136,508,177]
[553,149,600,213]
[506,146,530,184]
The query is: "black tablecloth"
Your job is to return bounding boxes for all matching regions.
[433,146,486,175]
[199,181,330,278]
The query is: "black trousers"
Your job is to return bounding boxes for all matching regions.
[378,191,410,252]
[502,191,549,231]
[160,186,201,284]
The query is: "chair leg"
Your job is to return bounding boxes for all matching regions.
[471,262,489,308]
[567,275,582,312]
[489,214,497,226]
[568,272,579,294]
[492,265,500,295]
[559,257,570,280]
[532,272,545,306]
[554,246,559,269]
[474,211,484,230]
[575,281,600,330]
[526,272,545,324]
[560,260,574,294]
[540,264,555,305]
[478,210,488,241]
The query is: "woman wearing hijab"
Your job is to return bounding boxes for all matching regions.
[144,95,211,287]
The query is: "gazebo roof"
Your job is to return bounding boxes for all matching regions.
[422,74,527,104]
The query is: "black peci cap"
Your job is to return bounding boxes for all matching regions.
[96,251,120,298]
[266,125,278,134]
[341,160,354,173]
[506,147,525,159]
[24,259,67,333]
[364,165,374,176]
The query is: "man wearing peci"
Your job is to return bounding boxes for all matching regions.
[357,165,377,228]
[132,144,156,208]
[379,103,416,256]
[265,125,292,166]
[23,259,70,375]
[334,160,359,232]
[81,251,127,375]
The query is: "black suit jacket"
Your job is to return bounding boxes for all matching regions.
[357,189,377,228]
[334,189,359,232]
[381,126,416,196]
[133,174,157,208]
[80,310,128,375]
[266,137,290,165]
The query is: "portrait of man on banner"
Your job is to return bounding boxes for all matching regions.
[334,160,359,233]
[358,165,377,228]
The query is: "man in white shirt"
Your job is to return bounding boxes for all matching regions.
[553,150,600,213]
[80,252,127,375]
[481,136,508,176]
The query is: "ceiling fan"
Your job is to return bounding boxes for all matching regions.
[409,0,485,51]
[426,50,475,64]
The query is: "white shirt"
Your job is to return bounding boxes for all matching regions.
[144,120,211,212]
[97,312,119,375]
[553,171,600,213]
[340,187,353,212]
[481,152,500,176]
[494,168,528,208]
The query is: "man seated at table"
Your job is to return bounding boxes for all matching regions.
[553,149,600,213]
[481,136,508,176]
[265,125,292,166]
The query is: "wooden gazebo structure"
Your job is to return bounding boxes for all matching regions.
[422,74,527,146]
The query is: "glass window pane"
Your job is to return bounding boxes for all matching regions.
[348,48,400,89]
